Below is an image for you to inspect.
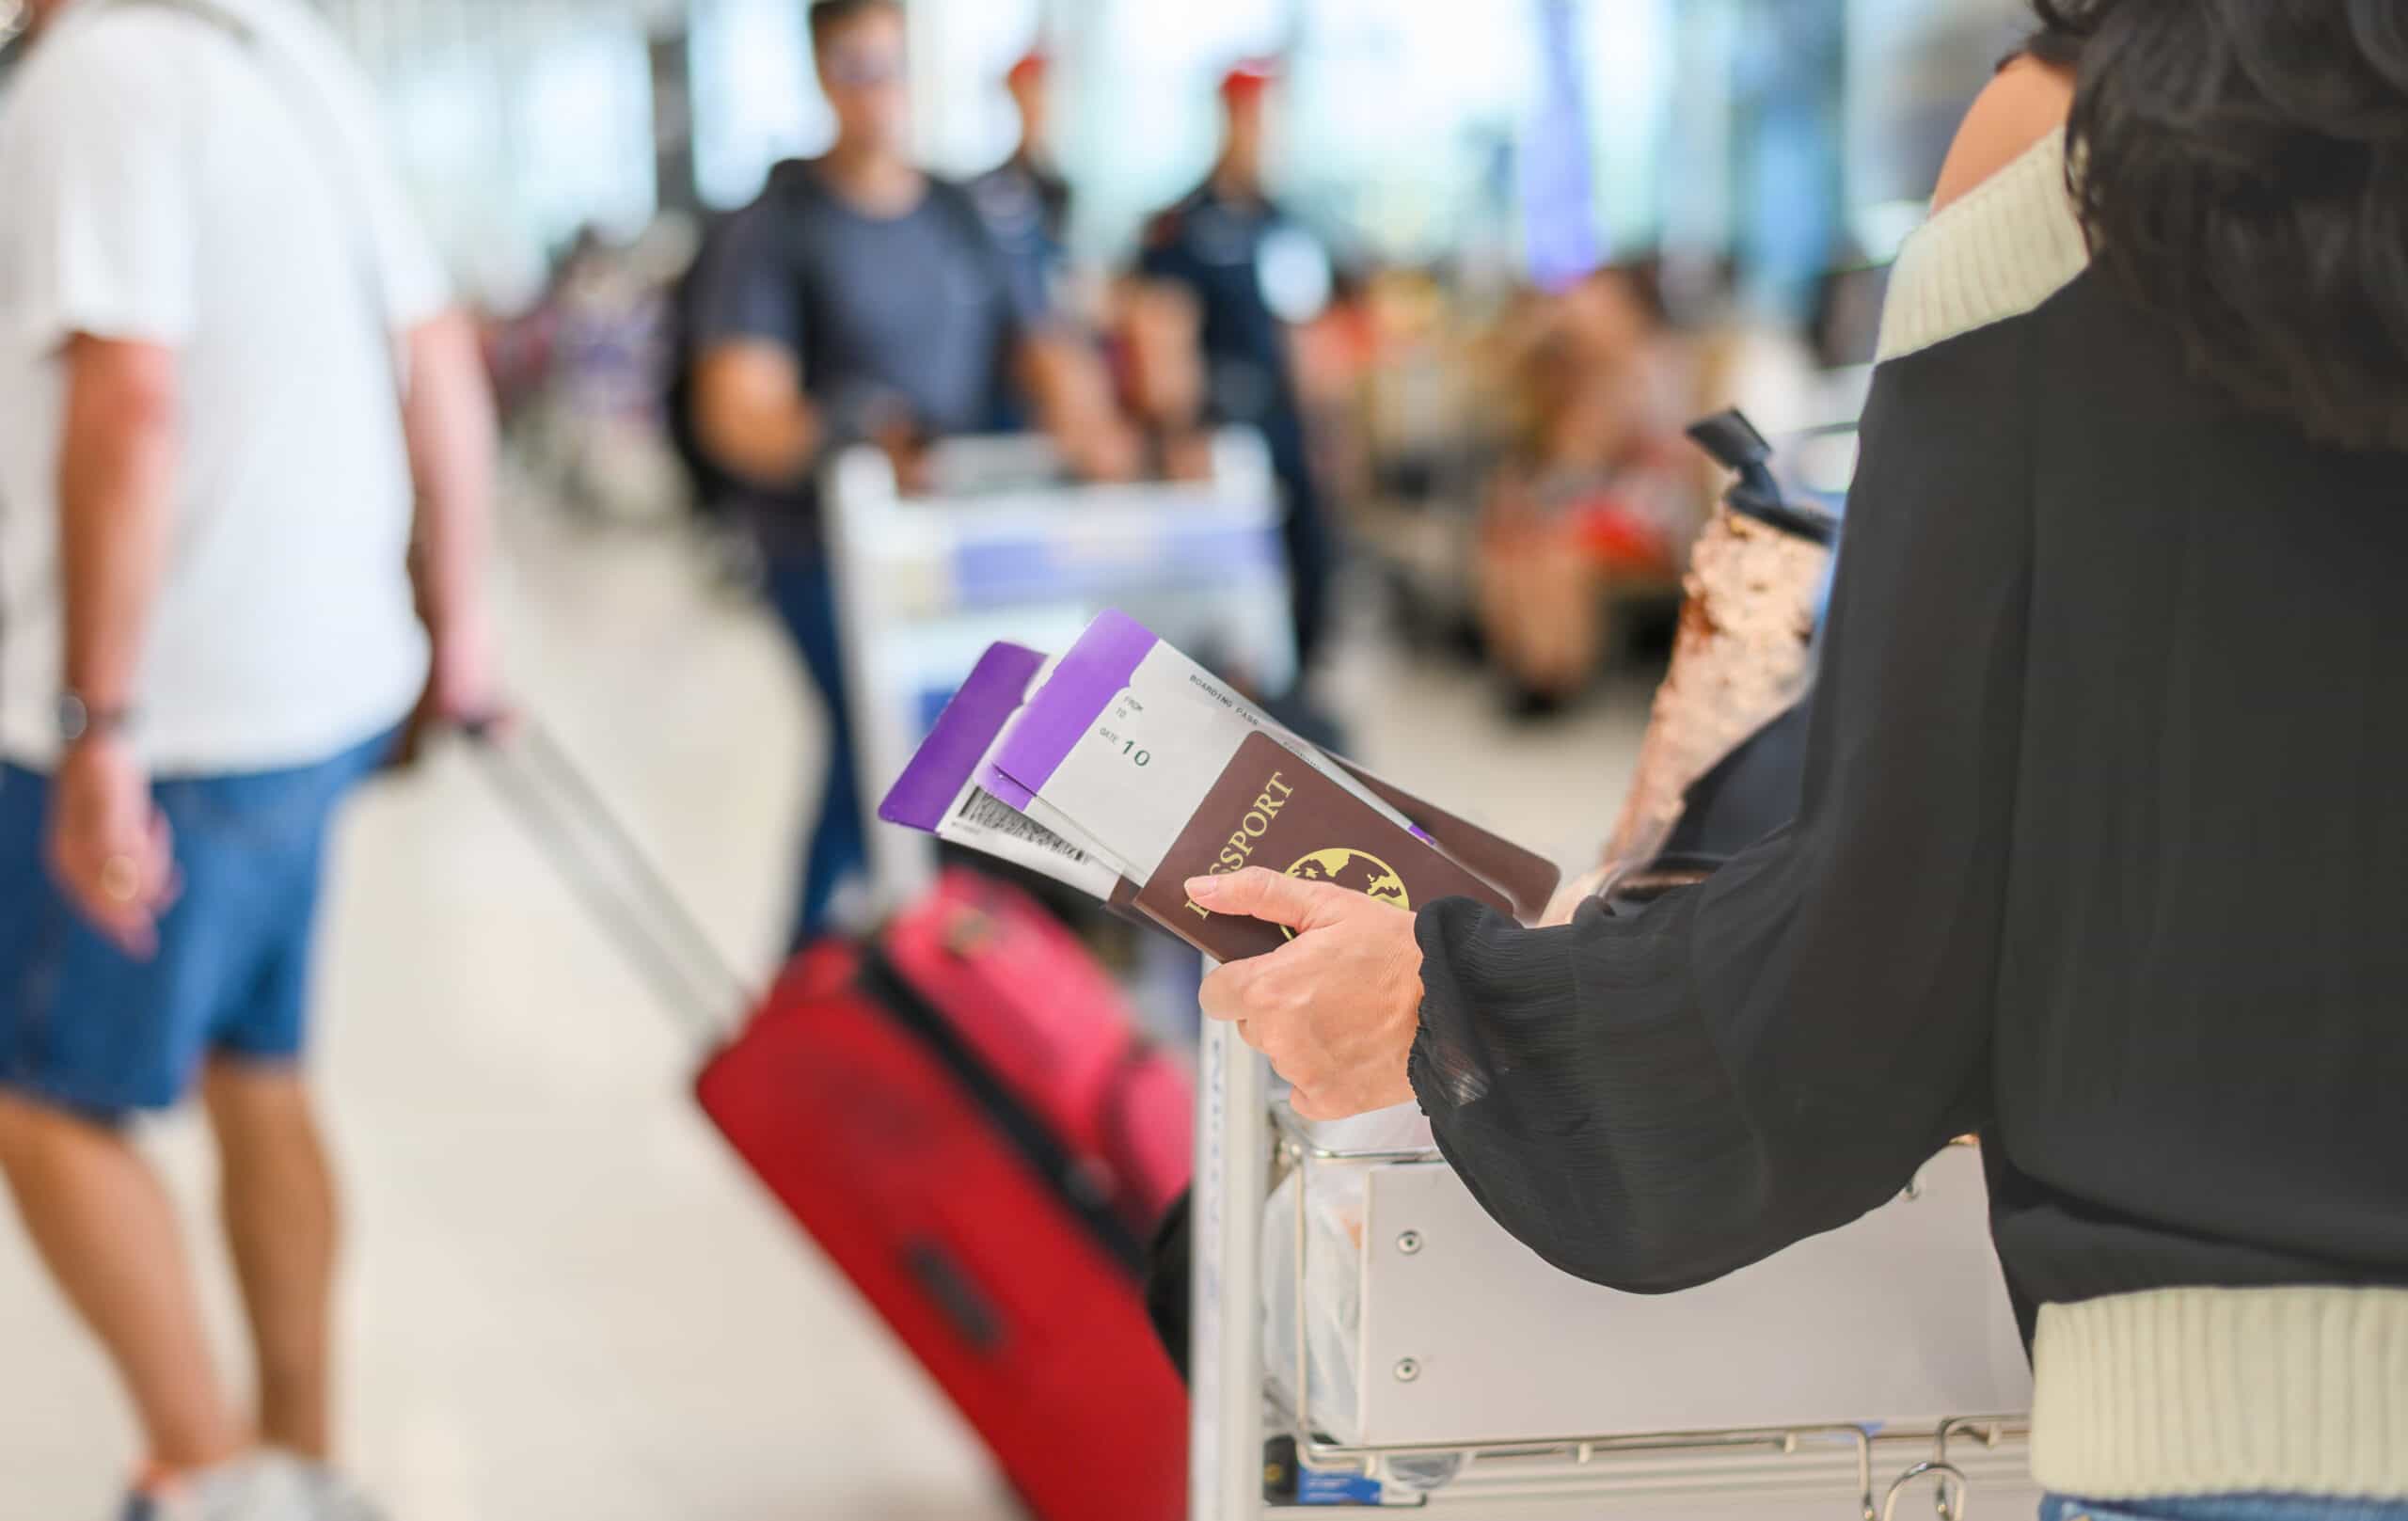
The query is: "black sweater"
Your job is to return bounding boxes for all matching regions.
[1410,131,2408,1496]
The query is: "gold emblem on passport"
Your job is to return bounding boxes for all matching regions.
[1144,731,1512,962]
[1279,848,1408,938]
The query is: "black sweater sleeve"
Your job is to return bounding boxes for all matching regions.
[1410,328,2033,1294]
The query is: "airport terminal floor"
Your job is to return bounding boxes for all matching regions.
[0,485,1649,1521]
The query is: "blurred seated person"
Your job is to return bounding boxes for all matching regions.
[540,223,691,524]
[1476,264,1699,716]
[689,0,1134,946]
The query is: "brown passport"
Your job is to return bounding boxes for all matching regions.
[1133,732,1515,962]
[1335,757,1561,920]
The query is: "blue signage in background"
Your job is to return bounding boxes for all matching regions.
[1520,0,1602,293]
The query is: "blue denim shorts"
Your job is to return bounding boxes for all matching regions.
[0,727,397,1122]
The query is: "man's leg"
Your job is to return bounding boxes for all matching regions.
[0,761,249,1478]
[800,701,867,944]
[1271,430,1337,681]
[765,552,868,949]
[0,1092,247,1471]
[191,723,398,1466]
[201,1060,337,1460]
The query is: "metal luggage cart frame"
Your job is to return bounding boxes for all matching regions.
[823,431,1293,912]
[1190,1020,2036,1520]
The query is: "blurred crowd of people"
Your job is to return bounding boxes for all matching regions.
[481,1,1861,728]
[0,3,1855,1513]
[9,0,2405,1517]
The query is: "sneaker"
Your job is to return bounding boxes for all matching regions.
[283,1461,392,1521]
[119,1456,312,1521]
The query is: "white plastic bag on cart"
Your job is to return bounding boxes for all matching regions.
[1261,1104,1435,1448]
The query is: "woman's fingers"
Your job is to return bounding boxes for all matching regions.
[1288,1086,1332,1123]
[1196,957,1261,1023]
[1199,909,1422,1123]
[1203,959,1305,1074]
[1196,879,1418,1115]
[1184,866,1355,931]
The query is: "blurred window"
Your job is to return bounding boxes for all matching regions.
[1573,0,1675,258]
[519,28,657,244]
[296,0,2038,325]
[1035,0,1674,277]
[904,0,1040,179]
[690,0,830,210]
[1051,0,1287,257]
[1845,0,2032,261]
[1731,0,1846,319]
[1279,0,1533,265]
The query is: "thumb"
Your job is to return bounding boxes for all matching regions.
[1183,866,1351,931]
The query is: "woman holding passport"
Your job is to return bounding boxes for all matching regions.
[1196,6,2408,1518]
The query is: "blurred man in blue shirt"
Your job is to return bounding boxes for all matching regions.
[687,0,1132,946]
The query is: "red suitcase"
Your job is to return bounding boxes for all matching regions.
[699,942,1187,1520]
[879,870,1195,1239]
[475,727,1190,1521]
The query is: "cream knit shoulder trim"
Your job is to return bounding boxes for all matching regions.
[1876,128,2090,365]
[2031,1285,2408,1500]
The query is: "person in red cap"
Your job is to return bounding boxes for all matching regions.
[971,48,1074,323]
[1137,57,1338,684]
[1221,55,1276,103]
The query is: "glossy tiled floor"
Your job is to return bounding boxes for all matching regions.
[0,498,1646,1521]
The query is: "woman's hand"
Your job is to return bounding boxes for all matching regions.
[1190,868,1426,1121]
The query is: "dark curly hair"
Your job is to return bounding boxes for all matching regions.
[810,0,901,49]
[2030,0,2408,451]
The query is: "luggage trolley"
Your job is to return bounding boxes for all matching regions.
[826,431,1294,911]
[1191,1031,2037,1520]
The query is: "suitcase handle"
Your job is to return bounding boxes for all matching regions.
[903,1240,1006,1355]
[467,717,753,1050]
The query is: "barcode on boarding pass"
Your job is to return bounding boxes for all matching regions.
[958,788,1088,863]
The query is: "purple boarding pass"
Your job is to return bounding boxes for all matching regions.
[986,610,1161,803]
[982,610,1421,880]
[877,642,1048,832]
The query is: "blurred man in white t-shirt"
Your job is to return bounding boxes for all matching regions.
[0,0,499,1515]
